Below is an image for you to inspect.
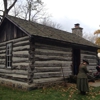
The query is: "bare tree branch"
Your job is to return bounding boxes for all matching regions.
[3,0,7,13]
[21,0,45,21]
[0,10,4,12]
[32,8,42,20]
[40,17,62,29]
[7,0,17,12]
[2,0,17,19]
[0,15,3,17]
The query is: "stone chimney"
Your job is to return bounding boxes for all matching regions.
[72,23,83,37]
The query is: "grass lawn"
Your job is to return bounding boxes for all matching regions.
[0,83,100,100]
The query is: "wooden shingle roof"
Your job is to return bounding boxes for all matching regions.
[5,15,99,48]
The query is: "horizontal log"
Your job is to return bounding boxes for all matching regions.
[0,53,6,56]
[35,67,71,73]
[34,61,72,67]
[0,43,5,47]
[13,42,29,47]
[0,46,6,50]
[0,77,28,86]
[62,70,72,73]
[81,56,97,59]
[13,40,29,46]
[81,52,96,55]
[12,57,29,62]
[81,50,96,55]
[0,69,27,75]
[35,61,72,64]
[34,72,61,79]
[13,54,29,58]
[13,51,29,55]
[13,74,27,78]
[12,63,29,66]
[91,70,97,73]
[0,36,29,46]
[13,36,29,43]
[0,73,27,82]
[35,48,72,54]
[88,66,96,69]
[0,65,5,68]
[35,49,72,57]
[35,51,71,57]
[63,71,72,76]
[34,67,61,72]
[12,60,30,63]
[0,56,5,59]
[87,69,96,73]
[0,62,5,64]
[35,55,72,61]
[0,44,6,51]
[0,50,6,54]
[12,65,28,70]
[34,72,62,75]
[81,55,97,59]
[0,59,5,62]
[33,77,63,83]
[61,67,72,71]
[81,54,96,57]
[88,59,97,61]
[89,68,96,70]
[0,73,27,78]
[89,62,97,64]
[88,63,97,66]
[13,45,30,51]
[35,43,72,51]
[88,61,97,63]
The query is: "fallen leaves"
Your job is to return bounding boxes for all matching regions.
[33,82,100,100]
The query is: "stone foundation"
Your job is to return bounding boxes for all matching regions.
[0,78,68,90]
[0,78,36,90]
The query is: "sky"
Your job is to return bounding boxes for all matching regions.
[0,0,100,35]
[42,0,100,34]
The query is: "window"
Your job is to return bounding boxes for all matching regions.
[6,43,12,68]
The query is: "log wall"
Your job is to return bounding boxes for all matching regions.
[81,50,97,73]
[33,43,72,84]
[0,20,27,42]
[0,36,30,83]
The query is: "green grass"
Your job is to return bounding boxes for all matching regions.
[0,84,100,100]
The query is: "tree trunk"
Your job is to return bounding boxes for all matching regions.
[2,0,17,18]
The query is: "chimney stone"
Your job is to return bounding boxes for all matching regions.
[72,23,83,37]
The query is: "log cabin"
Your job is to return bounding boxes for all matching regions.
[0,15,99,90]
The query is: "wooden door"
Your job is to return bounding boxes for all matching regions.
[72,49,80,75]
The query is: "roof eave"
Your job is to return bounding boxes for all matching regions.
[31,35,99,50]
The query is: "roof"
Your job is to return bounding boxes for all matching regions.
[2,15,99,48]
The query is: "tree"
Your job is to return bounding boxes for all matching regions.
[20,0,46,22]
[11,0,62,29]
[0,0,17,21]
[10,0,50,23]
[0,0,62,30]
[41,18,62,29]
[0,0,51,23]
[83,32,96,43]
[11,2,22,17]
[94,28,100,46]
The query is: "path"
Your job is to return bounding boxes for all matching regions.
[89,80,100,87]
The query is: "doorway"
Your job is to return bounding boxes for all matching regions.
[72,49,80,75]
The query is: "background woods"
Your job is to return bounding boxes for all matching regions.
[0,0,61,29]
[94,28,100,46]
